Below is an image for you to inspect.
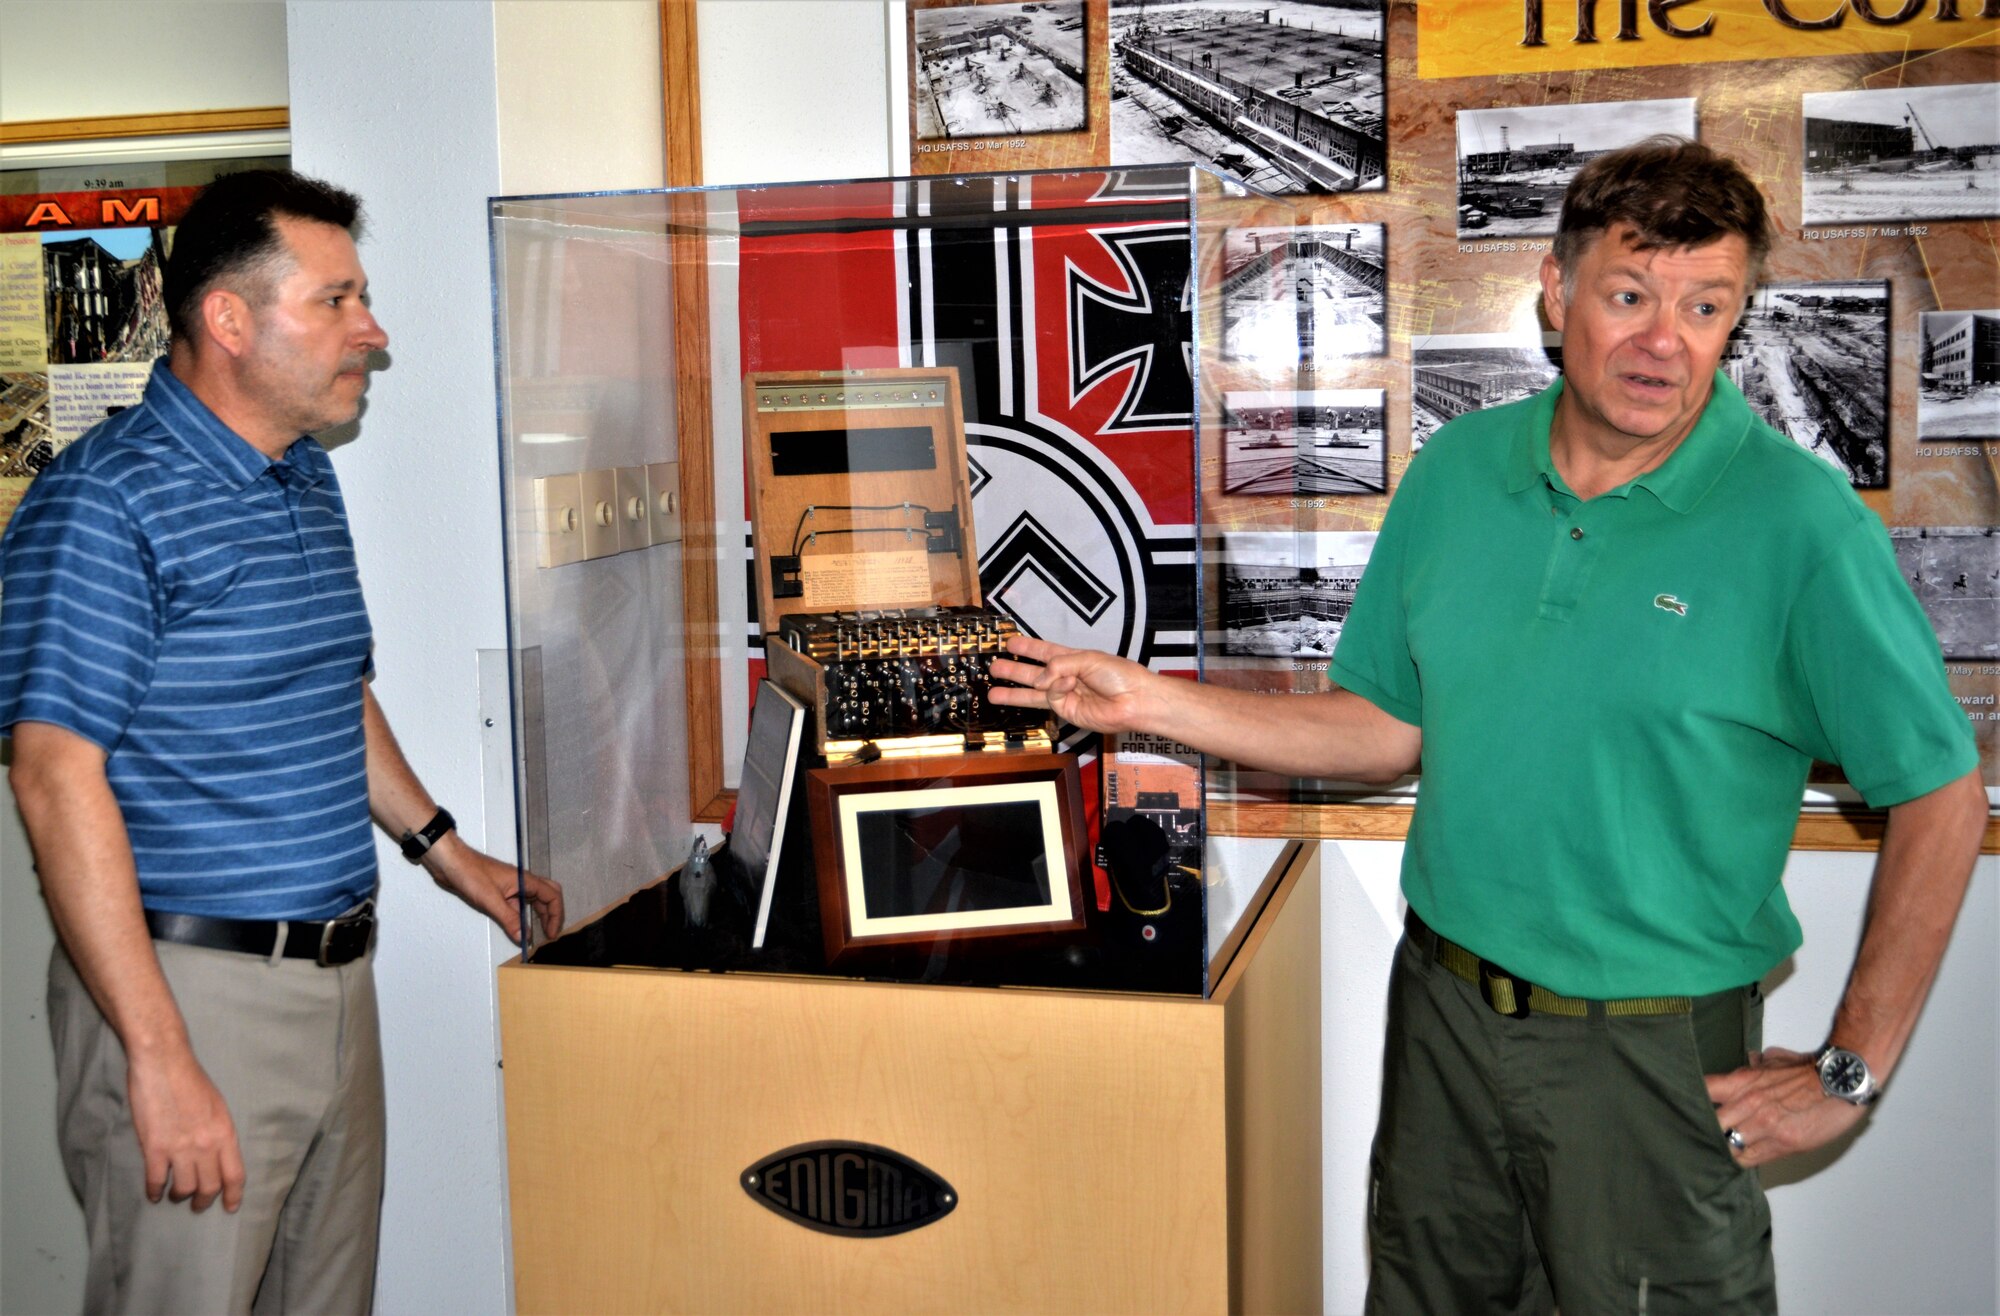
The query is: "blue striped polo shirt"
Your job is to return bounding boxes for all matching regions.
[0,361,378,919]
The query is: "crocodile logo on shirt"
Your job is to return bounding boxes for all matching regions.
[1654,594,1689,617]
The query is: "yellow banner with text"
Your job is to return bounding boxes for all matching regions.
[1417,0,1999,78]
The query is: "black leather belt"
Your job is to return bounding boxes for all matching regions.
[145,901,374,967]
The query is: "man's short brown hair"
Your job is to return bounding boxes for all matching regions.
[1552,136,1773,290]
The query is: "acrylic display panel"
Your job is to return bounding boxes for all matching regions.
[491,165,1347,994]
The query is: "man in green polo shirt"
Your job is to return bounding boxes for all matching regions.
[991,137,1985,1312]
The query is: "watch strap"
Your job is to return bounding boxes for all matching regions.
[400,807,456,863]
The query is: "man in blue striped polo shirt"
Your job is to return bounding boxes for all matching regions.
[2,170,563,1313]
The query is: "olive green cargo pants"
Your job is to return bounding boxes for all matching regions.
[1365,917,1776,1315]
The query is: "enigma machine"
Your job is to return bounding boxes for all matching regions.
[745,367,1089,966]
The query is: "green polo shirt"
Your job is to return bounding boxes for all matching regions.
[1332,374,1976,998]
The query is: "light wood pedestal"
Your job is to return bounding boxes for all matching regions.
[498,841,1323,1314]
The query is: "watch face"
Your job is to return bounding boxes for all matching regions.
[1822,1049,1867,1095]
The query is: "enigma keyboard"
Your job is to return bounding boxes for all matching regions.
[776,607,1049,743]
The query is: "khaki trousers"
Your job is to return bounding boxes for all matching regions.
[49,938,385,1315]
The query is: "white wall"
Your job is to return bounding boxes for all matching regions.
[0,8,291,1311]
[0,0,288,122]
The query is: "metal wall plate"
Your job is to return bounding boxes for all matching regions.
[533,473,584,569]
[615,466,652,552]
[647,460,681,544]
[578,467,619,561]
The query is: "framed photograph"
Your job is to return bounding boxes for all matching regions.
[1802,82,1999,226]
[1722,280,1888,488]
[1223,388,1386,496]
[1108,0,1387,194]
[1222,223,1385,365]
[1410,332,1563,450]
[1917,310,1999,442]
[1220,530,1375,658]
[913,1,1088,141]
[805,751,1088,966]
[1890,527,1999,663]
[1455,98,1696,239]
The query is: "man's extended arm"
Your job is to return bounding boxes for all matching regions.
[8,721,245,1214]
[1707,769,1988,1165]
[989,635,1421,784]
[360,687,563,941]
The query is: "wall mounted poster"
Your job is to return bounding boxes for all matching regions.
[897,3,2000,804]
[0,152,285,534]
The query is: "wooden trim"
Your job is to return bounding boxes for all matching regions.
[670,195,726,822]
[660,0,732,821]
[1209,799,2000,854]
[0,107,288,146]
[660,0,702,188]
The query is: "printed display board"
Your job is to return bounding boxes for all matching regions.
[903,1,1999,799]
[0,156,287,534]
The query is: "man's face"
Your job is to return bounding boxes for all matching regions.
[236,215,389,437]
[1540,222,1751,456]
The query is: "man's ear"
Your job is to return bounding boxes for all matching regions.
[199,288,255,360]
[1538,252,1567,333]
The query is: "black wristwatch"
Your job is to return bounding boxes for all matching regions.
[1814,1043,1881,1107]
[400,807,456,863]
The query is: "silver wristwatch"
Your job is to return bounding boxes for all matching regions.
[1815,1044,1880,1107]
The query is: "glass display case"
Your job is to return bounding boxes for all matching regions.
[488,165,1393,996]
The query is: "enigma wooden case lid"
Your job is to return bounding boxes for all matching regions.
[744,367,978,633]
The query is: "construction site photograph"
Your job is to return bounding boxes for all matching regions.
[1722,280,1889,488]
[1455,98,1696,239]
[1891,527,2000,662]
[1802,82,1999,226]
[1220,529,1374,658]
[1222,389,1386,496]
[914,2,1087,140]
[1409,334,1562,450]
[0,373,52,479]
[1918,311,2000,442]
[1109,0,1385,195]
[1222,223,1385,364]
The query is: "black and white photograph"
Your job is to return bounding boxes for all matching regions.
[1891,527,1999,662]
[1456,98,1697,239]
[1722,280,1888,488]
[1918,310,2000,442]
[914,2,1088,140]
[1801,82,2000,226]
[1222,223,1385,365]
[1220,529,1375,657]
[1223,389,1386,495]
[1409,333,1562,450]
[1109,0,1386,195]
[41,227,170,366]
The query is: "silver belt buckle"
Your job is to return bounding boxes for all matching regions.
[317,899,375,966]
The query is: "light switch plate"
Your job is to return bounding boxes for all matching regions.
[578,467,619,561]
[615,466,652,552]
[532,473,584,569]
[646,461,681,545]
